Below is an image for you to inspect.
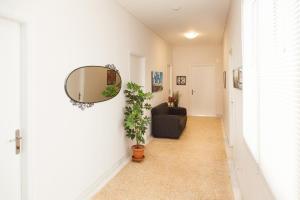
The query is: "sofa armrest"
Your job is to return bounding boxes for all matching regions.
[168,107,187,116]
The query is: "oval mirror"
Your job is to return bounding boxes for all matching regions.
[65,65,122,106]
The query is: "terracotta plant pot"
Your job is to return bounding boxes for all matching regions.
[132,145,145,162]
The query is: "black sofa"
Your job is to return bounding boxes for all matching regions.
[151,103,187,139]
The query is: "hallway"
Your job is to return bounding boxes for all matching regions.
[93,117,233,200]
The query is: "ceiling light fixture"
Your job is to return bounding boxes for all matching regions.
[184,31,199,39]
[172,5,182,11]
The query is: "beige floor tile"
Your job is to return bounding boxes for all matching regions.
[92,117,234,200]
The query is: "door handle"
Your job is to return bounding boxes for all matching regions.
[9,129,22,155]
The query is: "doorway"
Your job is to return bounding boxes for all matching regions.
[129,54,145,87]
[190,66,217,116]
[0,17,23,200]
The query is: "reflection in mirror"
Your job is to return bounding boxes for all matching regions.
[65,65,121,109]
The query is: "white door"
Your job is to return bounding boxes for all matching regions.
[190,66,216,116]
[0,18,22,200]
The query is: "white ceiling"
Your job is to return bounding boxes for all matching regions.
[116,0,231,45]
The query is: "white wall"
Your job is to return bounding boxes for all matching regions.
[130,54,145,87]
[223,0,274,199]
[0,0,171,200]
[172,45,223,116]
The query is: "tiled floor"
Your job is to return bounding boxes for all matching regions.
[93,117,234,200]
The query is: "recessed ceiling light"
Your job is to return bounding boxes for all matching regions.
[184,32,199,39]
[172,6,182,11]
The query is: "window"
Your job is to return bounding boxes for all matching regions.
[243,0,299,199]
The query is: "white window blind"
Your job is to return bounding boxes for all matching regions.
[243,0,300,199]
[243,0,260,162]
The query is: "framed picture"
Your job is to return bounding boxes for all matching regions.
[107,70,116,85]
[176,76,186,85]
[151,71,163,92]
[233,67,242,90]
[223,71,227,89]
[238,68,243,89]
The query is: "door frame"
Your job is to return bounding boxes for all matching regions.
[227,56,235,147]
[168,64,173,97]
[189,64,217,117]
[0,14,28,200]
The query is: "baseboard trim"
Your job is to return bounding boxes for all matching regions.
[146,134,154,144]
[76,136,154,200]
[76,154,130,200]
[221,119,242,200]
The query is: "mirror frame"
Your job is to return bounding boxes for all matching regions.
[64,64,122,110]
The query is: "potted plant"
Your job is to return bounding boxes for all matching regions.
[124,82,152,162]
[102,85,119,97]
[168,96,175,107]
[173,91,180,107]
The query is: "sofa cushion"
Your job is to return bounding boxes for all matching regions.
[151,103,169,115]
[169,107,187,116]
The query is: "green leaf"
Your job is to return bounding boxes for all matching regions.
[123,82,153,145]
[102,85,119,97]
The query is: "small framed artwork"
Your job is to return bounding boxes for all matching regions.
[223,71,227,89]
[151,71,163,92]
[238,68,243,88]
[107,70,116,85]
[176,76,186,85]
[233,67,242,90]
